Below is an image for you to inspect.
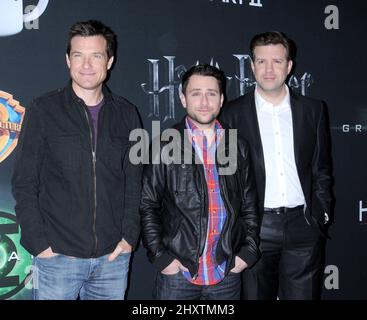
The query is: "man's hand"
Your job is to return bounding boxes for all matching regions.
[108,239,132,262]
[230,256,248,273]
[161,259,189,275]
[37,247,58,258]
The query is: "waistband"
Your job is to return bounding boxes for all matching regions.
[263,205,304,215]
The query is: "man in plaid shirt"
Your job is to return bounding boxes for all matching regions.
[140,64,260,300]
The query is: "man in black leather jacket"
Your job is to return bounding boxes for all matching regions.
[140,64,260,300]
[12,20,142,300]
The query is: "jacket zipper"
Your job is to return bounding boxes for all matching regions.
[83,107,98,257]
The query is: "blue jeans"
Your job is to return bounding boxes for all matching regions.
[154,271,241,300]
[32,253,131,300]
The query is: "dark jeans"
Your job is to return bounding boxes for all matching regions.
[154,271,241,300]
[243,207,325,300]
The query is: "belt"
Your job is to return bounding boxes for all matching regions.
[263,205,304,215]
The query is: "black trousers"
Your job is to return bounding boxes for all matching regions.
[243,207,325,300]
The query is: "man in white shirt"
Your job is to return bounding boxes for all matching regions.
[220,31,333,299]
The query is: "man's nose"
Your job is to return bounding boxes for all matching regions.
[82,57,92,68]
[266,61,274,72]
[201,94,209,106]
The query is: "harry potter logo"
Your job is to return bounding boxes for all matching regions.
[141,56,313,122]
[141,56,185,122]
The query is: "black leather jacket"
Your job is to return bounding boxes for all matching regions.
[140,119,260,278]
[12,83,142,258]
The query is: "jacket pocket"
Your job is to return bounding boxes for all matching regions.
[107,136,129,173]
[162,214,183,246]
[167,164,191,193]
[47,134,81,171]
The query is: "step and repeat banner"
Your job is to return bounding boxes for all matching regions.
[0,0,366,300]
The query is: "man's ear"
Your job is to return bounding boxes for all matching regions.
[180,93,187,109]
[107,56,114,70]
[287,60,293,75]
[66,54,71,69]
[251,60,255,74]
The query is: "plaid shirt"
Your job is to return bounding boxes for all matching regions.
[182,117,227,285]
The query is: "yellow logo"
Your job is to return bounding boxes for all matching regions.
[0,91,25,163]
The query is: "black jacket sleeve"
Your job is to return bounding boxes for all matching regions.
[11,101,49,256]
[139,141,175,271]
[311,103,333,224]
[121,105,143,249]
[236,140,261,268]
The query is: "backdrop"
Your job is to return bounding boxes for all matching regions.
[0,0,366,300]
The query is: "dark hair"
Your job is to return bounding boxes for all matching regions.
[250,31,291,61]
[181,64,225,95]
[66,20,116,58]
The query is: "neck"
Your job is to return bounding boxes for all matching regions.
[72,83,104,106]
[257,85,287,106]
[192,120,216,145]
[189,118,216,132]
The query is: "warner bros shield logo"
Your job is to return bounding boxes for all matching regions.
[0,91,25,163]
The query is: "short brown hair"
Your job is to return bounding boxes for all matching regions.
[181,64,225,95]
[250,31,291,61]
[66,20,116,59]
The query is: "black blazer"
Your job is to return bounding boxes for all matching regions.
[220,89,333,235]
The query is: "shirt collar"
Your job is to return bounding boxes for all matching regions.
[185,116,224,146]
[185,116,223,135]
[255,85,291,113]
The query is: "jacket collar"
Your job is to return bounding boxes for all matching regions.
[64,81,114,107]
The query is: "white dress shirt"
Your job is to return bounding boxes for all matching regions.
[255,86,305,208]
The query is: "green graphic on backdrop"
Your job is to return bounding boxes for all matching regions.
[0,210,32,300]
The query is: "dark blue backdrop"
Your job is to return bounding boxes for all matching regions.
[0,0,366,299]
